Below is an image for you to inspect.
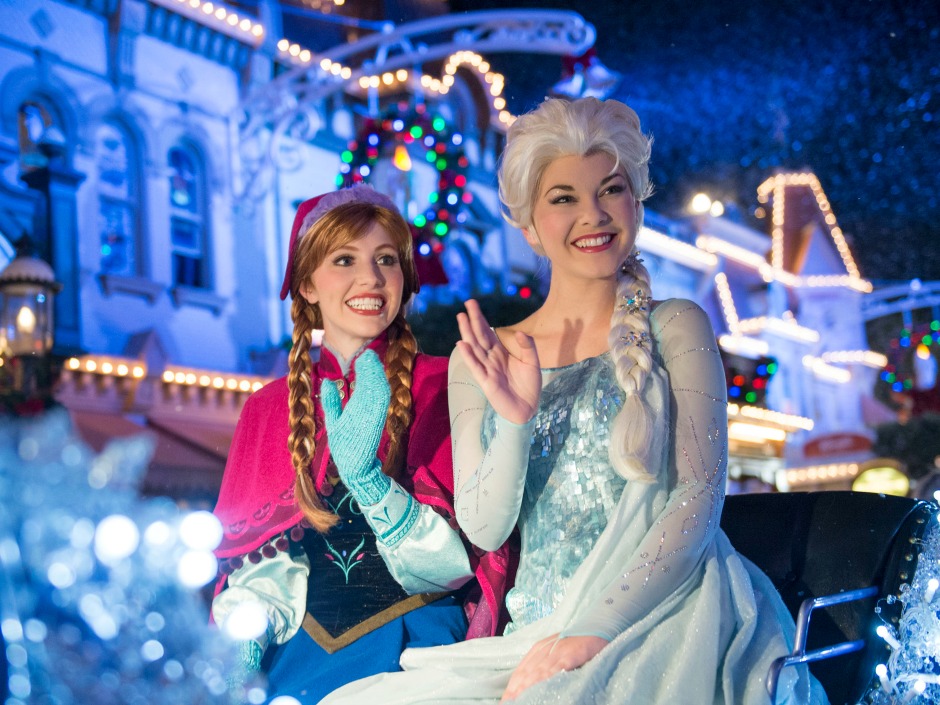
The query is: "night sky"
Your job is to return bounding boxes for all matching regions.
[449,0,940,284]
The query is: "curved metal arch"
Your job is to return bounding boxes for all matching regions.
[235,10,595,201]
[243,10,593,126]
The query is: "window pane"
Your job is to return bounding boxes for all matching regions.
[99,199,135,275]
[173,253,203,288]
[170,217,200,250]
[169,147,198,212]
[95,123,131,201]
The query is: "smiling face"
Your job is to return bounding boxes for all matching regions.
[524,151,639,282]
[300,222,405,359]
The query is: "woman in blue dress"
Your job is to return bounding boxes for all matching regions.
[323,98,827,704]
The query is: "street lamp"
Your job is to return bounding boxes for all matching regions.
[0,236,61,411]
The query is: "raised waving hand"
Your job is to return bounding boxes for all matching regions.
[455,299,542,426]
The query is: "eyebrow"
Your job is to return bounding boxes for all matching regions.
[542,173,625,196]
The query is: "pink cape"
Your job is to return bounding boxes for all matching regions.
[212,335,516,637]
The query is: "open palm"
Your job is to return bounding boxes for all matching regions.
[455,299,541,426]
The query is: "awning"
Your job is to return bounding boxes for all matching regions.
[68,410,232,503]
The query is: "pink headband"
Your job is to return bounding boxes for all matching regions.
[280,185,398,300]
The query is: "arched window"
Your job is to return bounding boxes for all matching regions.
[168,144,209,288]
[95,122,140,276]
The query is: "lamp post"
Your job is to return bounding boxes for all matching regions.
[0,236,62,414]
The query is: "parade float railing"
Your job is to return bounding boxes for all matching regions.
[720,491,937,705]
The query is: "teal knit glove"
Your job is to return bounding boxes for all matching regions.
[226,639,263,693]
[321,349,392,506]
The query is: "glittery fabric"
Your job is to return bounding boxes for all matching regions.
[496,355,627,632]
[322,299,828,705]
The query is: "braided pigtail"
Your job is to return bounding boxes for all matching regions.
[607,253,657,483]
[380,314,417,480]
[287,297,338,532]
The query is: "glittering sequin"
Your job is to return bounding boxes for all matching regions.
[496,354,627,632]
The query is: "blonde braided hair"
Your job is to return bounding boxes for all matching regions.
[607,255,656,482]
[497,96,657,482]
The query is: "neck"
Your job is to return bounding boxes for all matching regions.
[523,275,617,366]
[323,338,374,375]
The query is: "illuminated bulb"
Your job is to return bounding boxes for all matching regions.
[202,2,213,14]
[180,511,224,551]
[277,39,289,51]
[185,373,197,385]
[94,514,140,565]
[215,8,226,20]
[690,193,712,214]
[132,366,145,378]
[15,305,36,335]
[144,520,172,546]
[199,375,211,386]
[174,372,186,384]
[101,362,113,374]
[393,144,412,171]
[86,360,98,372]
[223,600,269,641]
[251,24,263,37]
[67,357,80,369]
[177,550,217,588]
[876,625,901,650]
[213,376,224,388]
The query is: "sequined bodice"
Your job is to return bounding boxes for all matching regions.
[483,354,626,630]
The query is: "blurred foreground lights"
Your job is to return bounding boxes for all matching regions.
[141,638,165,662]
[270,697,302,705]
[144,519,173,547]
[247,687,268,704]
[94,514,140,565]
[180,510,224,551]
[177,549,218,588]
[222,600,269,641]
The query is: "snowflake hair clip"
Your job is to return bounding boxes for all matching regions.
[620,331,651,348]
[618,289,651,314]
[620,251,644,273]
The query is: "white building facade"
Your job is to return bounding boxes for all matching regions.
[0,0,889,498]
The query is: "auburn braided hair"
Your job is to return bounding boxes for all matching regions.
[286,202,420,533]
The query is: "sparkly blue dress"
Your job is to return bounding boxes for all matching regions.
[323,299,828,705]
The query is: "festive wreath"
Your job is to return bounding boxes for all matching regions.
[337,102,472,251]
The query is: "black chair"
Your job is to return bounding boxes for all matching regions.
[719,491,937,705]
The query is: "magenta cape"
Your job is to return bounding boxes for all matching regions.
[212,336,516,638]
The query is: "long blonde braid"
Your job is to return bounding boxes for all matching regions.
[287,296,339,532]
[607,254,656,482]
